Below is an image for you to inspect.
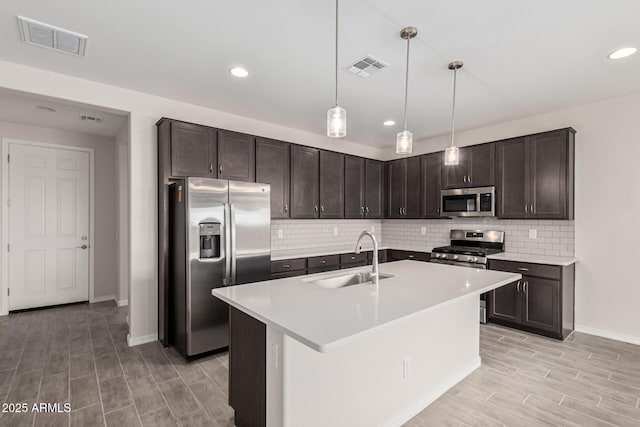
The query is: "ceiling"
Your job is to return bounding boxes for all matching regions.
[0,0,638,148]
[0,88,126,137]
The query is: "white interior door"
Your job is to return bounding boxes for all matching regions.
[8,143,90,310]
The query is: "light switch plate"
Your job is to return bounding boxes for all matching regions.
[529,229,537,239]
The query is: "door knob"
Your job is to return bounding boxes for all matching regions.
[76,245,88,250]
[81,236,88,241]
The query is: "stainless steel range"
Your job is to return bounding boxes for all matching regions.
[431,230,505,323]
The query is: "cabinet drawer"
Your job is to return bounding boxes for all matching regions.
[271,258,307,273]
[340,252,368,265]
[489,260,560,280]
[307,255,340,269]
[389,250,430,262]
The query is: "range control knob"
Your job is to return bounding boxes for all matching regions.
[453,255,459,260]
[434,253,441,258]
[469,257,477,262]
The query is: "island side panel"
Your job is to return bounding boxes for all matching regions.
[268,294,480,427]
[229,306,266,427]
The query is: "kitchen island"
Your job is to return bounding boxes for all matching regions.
[212,260,521,427]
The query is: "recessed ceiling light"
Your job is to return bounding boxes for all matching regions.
[383,120,396,126]
[36,105,56,112]
[608,47,637,60]
[230,67,249,78]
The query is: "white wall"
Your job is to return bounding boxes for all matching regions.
[0,120,117,305]
[0,59,384,344]
[382,93,640,344]
[115,119,130,307]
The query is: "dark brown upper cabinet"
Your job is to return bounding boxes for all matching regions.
[256,138,290,219]
[345,157,384,219]
[386,157,420,218]
[496,128,574,219]
[319,151,345,218]
[290,145,320,218]
[442,143,494,189]
[217,130,255,182]
[344,156,365,218]
[170,121,217,178]
[364,159,384,219]
[420,152,442,218]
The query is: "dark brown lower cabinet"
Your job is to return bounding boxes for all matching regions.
[488,260,574,340]
[229,306,265,427]
[388,250,430,262]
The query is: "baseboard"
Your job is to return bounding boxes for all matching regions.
[575,324,640,346]
[127,333,158,347]
[91,294,115,304]
[383,356,482,427]
[116,299,128,307]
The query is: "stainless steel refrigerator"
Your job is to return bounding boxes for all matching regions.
[169,177,271,357]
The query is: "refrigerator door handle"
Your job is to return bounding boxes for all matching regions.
[224,203,232,286]
[230,203,237,285]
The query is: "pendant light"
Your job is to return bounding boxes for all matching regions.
[444,60,463,165]
[327,0,346,138]
[396,26,417,155]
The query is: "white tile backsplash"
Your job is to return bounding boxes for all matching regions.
[271,218,575,257]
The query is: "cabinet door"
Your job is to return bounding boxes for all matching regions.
[421,152,442,218]
[442,147,471,189]
[217,130,255,182]
[290,145,319,218]
[364,159,384,219]
[344,156,365,218]
[170,121,216,177]
[386,159,406,218]
[256,139,290,219]
[469,143,495,187]
[496,137,529,218]
[522,276,560,333]
[405,156,421,218]
[489,280,521,323]
[529,131,568,219]
[319,151,344,218]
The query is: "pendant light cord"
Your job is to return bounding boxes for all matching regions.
[403,36,410,130]
[335,0,339,107]
[450,67,457,147]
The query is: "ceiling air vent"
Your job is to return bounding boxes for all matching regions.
[347,55,388,78]
[80,115,102,124]
[17,16,88,57]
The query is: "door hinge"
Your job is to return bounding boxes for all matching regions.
[7,244,9,252]
[6,199,9,208]
[7,288,9,296]
[7,154,9,163]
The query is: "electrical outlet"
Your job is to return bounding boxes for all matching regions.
[402,358,411,379]
[371,225,375,233]
[277,229,283,239]
[270,343,279,370]
[420,226,426,235]
[333,227,339,236]
[529,229,537,239]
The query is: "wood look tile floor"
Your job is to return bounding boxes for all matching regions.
[1,302,639,427]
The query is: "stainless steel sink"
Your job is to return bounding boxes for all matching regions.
[305,271,394,289]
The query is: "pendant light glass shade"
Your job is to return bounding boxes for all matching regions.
[396,130,413,154]
[327,0,346,138]
[327,106,346,138]
[444,145,459,165]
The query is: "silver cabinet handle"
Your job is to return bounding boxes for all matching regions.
[284,203,288,213]
[525,204,528,213]
[463,176,467,183]
[361,206,365,214]
[516,280,521,292]
[314,205,319,212]
[468,175,471,183]
[399,207,402,215]
[224,203,231,285]
[517,267,529,271]
[531,203,535,213]
[282,264,291,269]
[320,205,325,213]
[76,245,88,250]
[230,203,237,284]
[209,163,213,173]
[219,163,223,174]
[321,260,326,264]
[365,206,370,213]
[523,281,528,293]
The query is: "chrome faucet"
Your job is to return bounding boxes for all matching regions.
[354,231,379,285]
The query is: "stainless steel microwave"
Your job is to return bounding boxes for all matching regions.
[440,186,495,217]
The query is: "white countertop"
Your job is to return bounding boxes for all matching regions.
[270,244,430,261]
[212,261,520,352]
[487,252,577,266]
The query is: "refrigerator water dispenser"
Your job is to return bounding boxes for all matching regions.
[199,223,220,258]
